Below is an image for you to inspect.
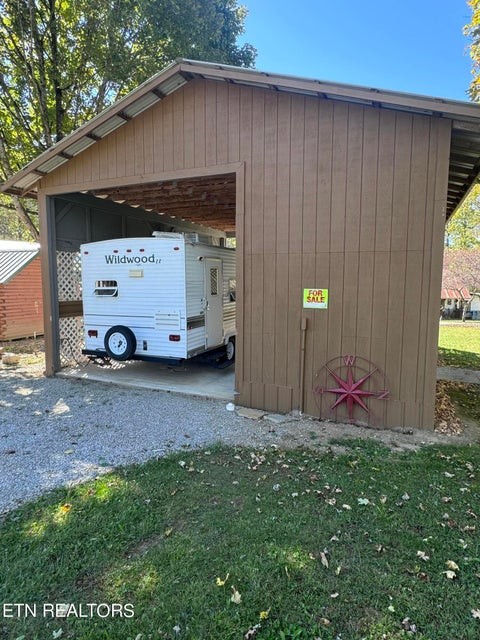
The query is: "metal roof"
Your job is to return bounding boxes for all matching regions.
[2,58,480,218]
[0,241,40,284]
[441,287,472,301]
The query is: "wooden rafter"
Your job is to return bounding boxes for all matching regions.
[89,173,237,232]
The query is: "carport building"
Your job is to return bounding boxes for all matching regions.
[2,59,480,429]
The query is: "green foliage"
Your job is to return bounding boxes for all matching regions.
[465,0,480,101]
[0,195,35,240]
[0,0,255,162]
[0,0,256,237]
[445,186,480,249]
[1,444,480,639]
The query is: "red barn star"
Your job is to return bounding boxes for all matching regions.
[314,355,389,422]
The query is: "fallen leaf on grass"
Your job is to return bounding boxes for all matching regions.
[259,609,270,620]
[417,551,430,561]
[231,586,242,604]
[444,472,455,478]
[164,528,173,538]
[330,592,339,598]
[244,624,261,639]
[216,572,230,586]
[443,570,457,579]
[401,618,417,633]
[357,498,371,506]
[320,551,329,568]
[446,560,459,571]
[472,609,480,619]
[59,503,72,513]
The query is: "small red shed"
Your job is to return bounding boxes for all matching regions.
[0,241,44,340]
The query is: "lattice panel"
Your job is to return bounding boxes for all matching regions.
[59,316,87,366]
[57,251,82,301]
[57,251,86,366]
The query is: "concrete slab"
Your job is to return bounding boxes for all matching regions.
[58,358,235,401]
[236,407,266,420]
[437,367,480,384]
[264,413,291,425]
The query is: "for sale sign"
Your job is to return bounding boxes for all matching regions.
[303,288,328,309]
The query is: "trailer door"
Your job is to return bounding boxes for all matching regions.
[205,258,223,348]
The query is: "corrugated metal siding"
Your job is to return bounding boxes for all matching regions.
[0,248,39,284]
[0,257,44,340]
[40,80,451,428]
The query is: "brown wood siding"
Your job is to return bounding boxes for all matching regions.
[0,257,44,340]
[39,80,451,428]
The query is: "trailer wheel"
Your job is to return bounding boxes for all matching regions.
[225,337,235,361]
[104,326,136,361]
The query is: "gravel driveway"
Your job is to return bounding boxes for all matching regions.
[0,363,265,514]
[1,363,475,515]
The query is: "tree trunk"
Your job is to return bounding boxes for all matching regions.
[11,195,39,241]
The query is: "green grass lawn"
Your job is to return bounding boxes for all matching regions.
[1,443,480,640]
[438,324,480,369]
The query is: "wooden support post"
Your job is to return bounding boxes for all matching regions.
[38,193,60,375]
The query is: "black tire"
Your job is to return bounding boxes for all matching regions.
[225,337,235,361]
[104,325,136,361]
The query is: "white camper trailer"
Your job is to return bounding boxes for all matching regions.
[80,233,236,364]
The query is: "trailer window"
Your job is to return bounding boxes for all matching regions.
[210,268,219,296]
[228,278,236,302]
[94,280,118,297]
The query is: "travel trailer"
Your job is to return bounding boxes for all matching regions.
[80,233,236,364]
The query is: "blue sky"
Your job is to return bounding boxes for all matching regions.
[240,0,473,102]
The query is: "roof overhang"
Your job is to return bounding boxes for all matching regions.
[2,58,480,218]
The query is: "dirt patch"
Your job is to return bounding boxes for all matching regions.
[230,413,479,454]
[127,533,166,558]
[0,336,45,355]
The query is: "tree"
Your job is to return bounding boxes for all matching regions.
[466,0,480,101]
[444,248,480,291]
[0,0,256,239]
[445,185,480,249]
[0,194,36,240]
